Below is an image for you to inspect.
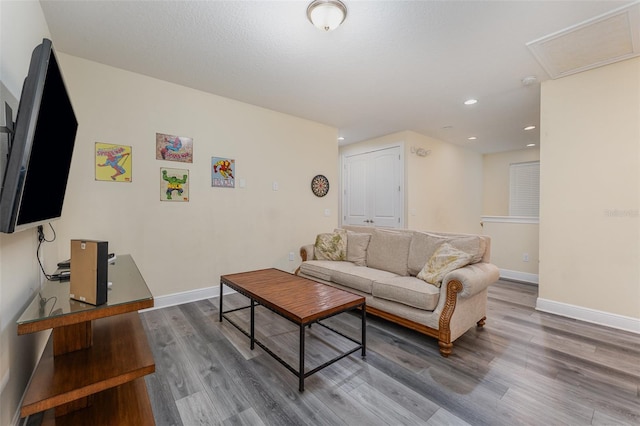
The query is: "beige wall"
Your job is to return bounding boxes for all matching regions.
[340,130,483,234]
[53,53,339,298]
[483,148,540,216]
[0,3,53,425]
[481,219,539,280]
[482,148,540,281]
[539,57,640,320]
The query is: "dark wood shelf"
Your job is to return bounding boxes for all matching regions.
[40,378,155,426]
[17,255,156,424]
[21,312,155,418]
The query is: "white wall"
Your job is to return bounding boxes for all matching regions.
[340,131,484,234]
[0,3,53,425]
[539,57,640,329]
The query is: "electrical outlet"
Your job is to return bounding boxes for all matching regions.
[289,252,295,261]
[523,253,529,262]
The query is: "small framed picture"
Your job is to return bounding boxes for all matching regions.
[211,157,235,188]
[156,133,193,163]
[95,142,132,182]
[160,168,189,202]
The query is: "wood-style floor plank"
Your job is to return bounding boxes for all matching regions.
[140,279,640,425]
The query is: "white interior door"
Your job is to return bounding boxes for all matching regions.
[342,145,403,228]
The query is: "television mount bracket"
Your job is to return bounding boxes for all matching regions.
[1,102,15,150]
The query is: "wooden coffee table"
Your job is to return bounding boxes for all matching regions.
[219,268,366,391]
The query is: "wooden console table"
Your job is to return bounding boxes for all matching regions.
[17,254,155,425]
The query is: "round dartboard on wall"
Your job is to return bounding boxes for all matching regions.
[311,174,330,197]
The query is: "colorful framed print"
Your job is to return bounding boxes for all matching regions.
[156,133,193,163]
[211,157,235,188]
[160,167,189,202]
[95,142,132,182]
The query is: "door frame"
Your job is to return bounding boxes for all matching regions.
[339,141,405,229]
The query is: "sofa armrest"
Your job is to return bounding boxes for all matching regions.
[300,244,315,262]
[442,262,499,298]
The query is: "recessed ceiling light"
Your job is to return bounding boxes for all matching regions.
[468,136,477,140]
[337,136,344,141]
[524,125,536,131]
[464,99,478,105]
[527,143,536,147]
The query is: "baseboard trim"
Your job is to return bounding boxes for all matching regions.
[499,269,539,284]
[143,285,233,311]
[536,298,640,335]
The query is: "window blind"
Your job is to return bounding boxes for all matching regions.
[509,161,540,217]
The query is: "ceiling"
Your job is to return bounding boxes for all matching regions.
[39,0,637,154]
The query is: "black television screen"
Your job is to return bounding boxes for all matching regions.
[0,38,77,233]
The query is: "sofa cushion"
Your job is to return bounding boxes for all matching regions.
[345,230,371,266]
[417,242,474,287]
[332,265,397,294]
[314,230,347,261]
[299,260,342,281]
[408,232,486,276]
[366,229,412,276]
[372,276,441,311]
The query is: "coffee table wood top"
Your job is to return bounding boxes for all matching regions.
[220,268,364,324]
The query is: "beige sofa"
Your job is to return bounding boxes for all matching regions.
[296,225,499,357]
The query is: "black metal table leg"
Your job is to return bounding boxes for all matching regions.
[219,281,223,322]
[361,304,367,358]
[299,323,305,392]
[250,299,255,350]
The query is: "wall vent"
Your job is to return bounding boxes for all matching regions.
[527,2,640,79]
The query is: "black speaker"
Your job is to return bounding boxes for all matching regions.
[70,240,108,305]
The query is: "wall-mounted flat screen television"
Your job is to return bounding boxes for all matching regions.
[0,38,78,233]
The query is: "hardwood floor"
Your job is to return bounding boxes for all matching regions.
[140,280,640,425]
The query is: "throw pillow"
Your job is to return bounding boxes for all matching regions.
[346,230,371,266]
[366,229,412,276]
[314,230,347,261]
[408,233,486,275]
[417,242,474,287]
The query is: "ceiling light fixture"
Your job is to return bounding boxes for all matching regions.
[524,125,536,130]
[337,136,345,141]
[468,136,477,140]
[464,99,478,105]
[527,143,536,147]
[307,0,347,32]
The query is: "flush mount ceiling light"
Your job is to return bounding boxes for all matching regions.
[307,0,347,31]
[464,99,478,105]
[524,125,536,131]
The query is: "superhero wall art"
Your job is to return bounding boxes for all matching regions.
[211,157,235,188]
[155,133,193,163]
[160,168,189,202]
[95,142,132,182]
